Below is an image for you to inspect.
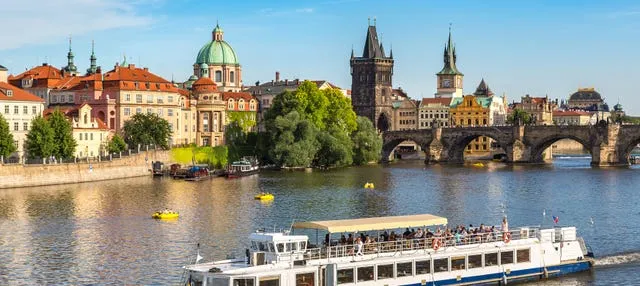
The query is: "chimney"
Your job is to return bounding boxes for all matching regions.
[143,67,149,71]
[275,71,280,82]
[128,64,135,69]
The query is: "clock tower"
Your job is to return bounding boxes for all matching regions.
[435,27,464,98]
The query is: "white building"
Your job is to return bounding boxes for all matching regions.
[0,67,45,159]
[71,104,112,158]
[418,98,452,129]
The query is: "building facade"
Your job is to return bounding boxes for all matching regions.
[566,88,605,110]
[0,77,45,159]
[350,23,395,131]
[192,77,226,147]
[435,29,464,98]
[418,98,451,129]
[512,95,557,125]
[193,23,242,92]
[553,110,592,125]
[450,95,492,153]
[70,104,111,158]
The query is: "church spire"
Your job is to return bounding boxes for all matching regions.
[437,25,462,76]
[362,20,385,58]
[63,35,78,75]
[87,40,98,74]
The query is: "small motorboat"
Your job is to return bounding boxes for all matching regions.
[364,182,375,189]
[152,210,179,219]
[254,193,274,200]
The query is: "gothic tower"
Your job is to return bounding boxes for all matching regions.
[350,21,394,131]
[435,27,464,98]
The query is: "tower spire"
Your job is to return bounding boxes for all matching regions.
[87,40,97,74]
[437,24,462,76]
[63,34,78,75]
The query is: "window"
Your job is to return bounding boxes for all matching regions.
[136,94,142,103]
[89,133,93,140]
[433,258,449,273]
[168,109,173,116]
[337,268,353,284]
[168,123,173,131]
[157,96,164,104]
[157,108,163,116]
[124,108,130,116]
[276,243,284,253]
[468,254,482,269]
[23,106,28,114]
[451,256,465,270]
[14,106,19,114]
[147,95,153,103]
[396,262,413,277]
[250,100,255,110]
[147,108,153,114]
[501,251,514,264]
[78,133,82,141]
[233,278,254,286]
[6,90,13,96]
[32,106,37,114]
[377,264,393,280]
[184,125,188,132]
[136,108,142,114]
[215,70,222,82]
[287,242,298,252]
[295,273,314,286]
[23,122,28,131]
[228,100,234,109]
[168,96,174,103]
[485,253,498,266]
[517,249,530,263]
[416,260,431,274]
[357,266,374,282]
[14,122,18,131]
[4,105,8,114]
[125,94,131,101]
[230,71,235,83]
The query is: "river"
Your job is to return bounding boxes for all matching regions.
[0,157,639,285]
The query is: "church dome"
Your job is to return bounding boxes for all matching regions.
[614,103,623,111]
[569,88,601,101]
[195,24,239,65]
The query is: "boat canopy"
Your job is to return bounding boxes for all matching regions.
[292,214,448,233]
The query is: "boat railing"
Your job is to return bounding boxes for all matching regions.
[304,227,539,260]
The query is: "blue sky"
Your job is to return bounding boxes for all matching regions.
[2,0,640,113]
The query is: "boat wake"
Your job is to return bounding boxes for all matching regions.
[594,251,640,267]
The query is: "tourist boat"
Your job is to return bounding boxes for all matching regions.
[254,193,274,200]
[152,210,179,219]
[226,159,259,178]
[182,214,594,285]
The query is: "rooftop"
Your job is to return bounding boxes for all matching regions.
[292,214,448,233]
[0,82,45,102]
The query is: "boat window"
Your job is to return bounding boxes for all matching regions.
[259,275,280,286]
[251,241,258,250]
[299,241,307,250]
[468,254,482,269]
[259,242,267,251]
[288,242,298,252]
[501,251,514,265]
[337,268,354,284]
[276,243,284,253]
[357,266,374,282]
[268,243,274,252]
[485,253,498,266]
[517,249,530,263]
[296,272,315,286]
[415,260,431,274]
[233,278,255,286]
[396,262,413,277]
[433,258,449,273]
[377,264,393,280]
[208,277,230,286]
[451,256,466,270]
[321,268,326,285]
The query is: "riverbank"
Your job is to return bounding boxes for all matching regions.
[0,150,171,189]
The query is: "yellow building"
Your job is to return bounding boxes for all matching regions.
[450,95,491,154]
[71,104,112,158]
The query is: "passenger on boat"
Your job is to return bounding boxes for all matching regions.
[346,233,354,244]
[389,231,397,241]
[381,231,389,242]
[355,237,364,256]
[340,234,347,244]
[403,228,411,238]
[501,216,509,232]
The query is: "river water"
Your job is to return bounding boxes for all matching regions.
[1,157,639,285]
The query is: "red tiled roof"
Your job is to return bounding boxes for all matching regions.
[222,91,256,101]
[8,64,63,81]
[420,97,452,106]
[95,117,110,130]
[0,82,45,102]
[192,77,218,93]
[102,65,179,93]
[43,106,78,117]
[553,110,590,116]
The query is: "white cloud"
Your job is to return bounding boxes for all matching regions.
[0,0,154,50]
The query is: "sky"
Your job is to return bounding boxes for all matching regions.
[2,0,640,113]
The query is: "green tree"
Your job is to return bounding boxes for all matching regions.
[122,113,172,149]
[315,126,353,168]
[324,88,357,133]
[24,116,55,159]
[48,109,77,158]
[352,116,382,165]
[269,111,319,167]
[107,134,127,153]
[507,108,533,125]
[0,113,16,158]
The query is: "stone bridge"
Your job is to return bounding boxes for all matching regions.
[382,123,640,166]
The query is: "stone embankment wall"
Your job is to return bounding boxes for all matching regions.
[551,139,588,154]
[0,150,171,189]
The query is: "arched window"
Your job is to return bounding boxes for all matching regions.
[238,99,245,110]
[215,71,222,82]
[483,119,487,125]
[467,119,472,125]
[249,100,255,110]
[228,99,234,110]
[83,114,88,124]
[230,71,235,83]
[475,119,479,125]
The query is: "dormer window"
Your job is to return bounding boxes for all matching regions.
[6,90,12,97]
[134,82,139,89]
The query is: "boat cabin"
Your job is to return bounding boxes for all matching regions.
[248,232,309,266]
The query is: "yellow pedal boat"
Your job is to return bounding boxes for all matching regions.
[152,210,179,219]
[472,162,485,167]
[254,193,274,200]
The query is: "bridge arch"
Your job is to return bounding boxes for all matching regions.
[444,129,512,163]
[381,131,433,162]
[528,135,593,163]
[618,135,640,165]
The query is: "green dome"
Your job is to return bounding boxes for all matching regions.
[195,40,239,65]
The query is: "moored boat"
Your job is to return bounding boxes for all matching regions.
[182,213,593,285]
[226,158,259,178]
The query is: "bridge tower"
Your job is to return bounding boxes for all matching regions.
[350,20,394,131]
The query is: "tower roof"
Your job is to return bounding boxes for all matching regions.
[196,23,239,65]
[437,27,463,76]
[361,25,386,59]
[473,78,494,97]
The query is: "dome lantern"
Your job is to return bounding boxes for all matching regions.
[195,23,239,65]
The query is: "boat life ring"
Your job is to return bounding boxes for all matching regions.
[432,238,442,250]
[503,232,511,243]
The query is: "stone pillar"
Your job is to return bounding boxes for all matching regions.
[425,127,445,164]
[506,139,530,163]
[593,124,622,166]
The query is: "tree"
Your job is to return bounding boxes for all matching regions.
[122,113,172,149]
[314,126,353,167]
[24,116,55,159]
[352,116,382,165]
[48,109,77,159]
[269,111,319,167]
[507,108,533,125]
[0,113,16,158]
[107,134,127,153]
